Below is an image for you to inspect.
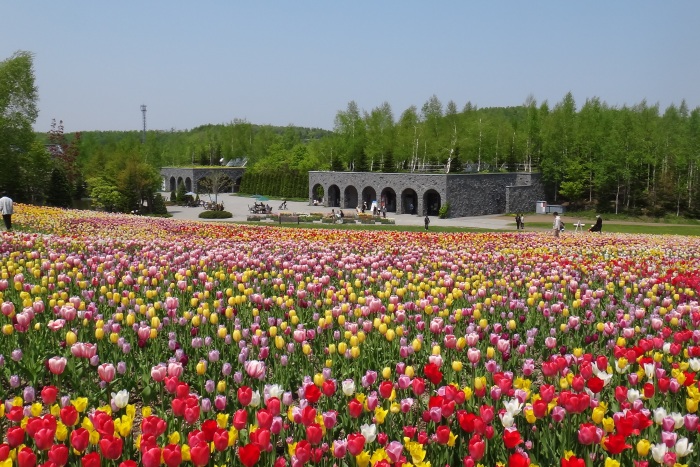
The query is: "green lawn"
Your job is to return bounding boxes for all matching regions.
[526,222,700,236]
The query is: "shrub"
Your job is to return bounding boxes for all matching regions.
[199,210,233,219]
[438,202,450,219]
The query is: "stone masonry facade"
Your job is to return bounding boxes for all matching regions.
[160,167,246,193]
[309,171,544,218]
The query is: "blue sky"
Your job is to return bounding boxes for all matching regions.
[2,1,698,133]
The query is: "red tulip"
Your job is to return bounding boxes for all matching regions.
[238,443,261,467]
[7,406,25,422]
[92,411,115,437]
[17,447,37,467]
[532,399,548,418]
[255,408,273,430]
[119,462,138,467]
[435,425,451,445]
[80,452,101,467]
[468,434,485,461]
[586,376,604,394]
[183,404,200,424]
[141,416,167,437]
[603,434,632,455]
[70,428,90,452]
[562,455,586,467]
[162,444,182,467]
[189,443,210,467]
[423,363,443,385]
[539,384,556,403]
[411,377,426,396]
[577,423,601,445]
[41,386,58,405]
[348,399,363,418]
[7,426,26,448]
[250,427,271,451]
[304,384,321,404]
[266,397,281,416]
[347,433,365,456]
[212,428,229,452]
[379,381,394,399]
[99,435,123,460]
[0,443,10,462]
[322,380,336,397]
[238,386,253,406]
[48,444,68,467]
[300,406,317,426]
[457,411,476,432]
[509,452,530,467]
[295,440,312,463]
[503,427,522,449]
[59,406,79,427]
[306,423,323,445]
[141,447,162,467]
[33,426,57,451]
[233,409,248,430]
[643,382,655,399]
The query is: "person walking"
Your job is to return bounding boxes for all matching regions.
[424,214,430,230]
[552,212,561,237]
[519,213,525,230]
[0,192,13,231]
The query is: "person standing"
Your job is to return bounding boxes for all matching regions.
[0,192,13,231]
[382,204,386,218]
[552,212,561,237]
[519,213,525,230]
[515,214,521,230]
[424,214,430,230]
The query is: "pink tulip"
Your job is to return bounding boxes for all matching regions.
[48,356,67,375]
[98,363,116,383]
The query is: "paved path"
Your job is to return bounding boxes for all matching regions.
[165,194,517,229]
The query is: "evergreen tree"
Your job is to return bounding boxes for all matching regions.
[47,167,73,208]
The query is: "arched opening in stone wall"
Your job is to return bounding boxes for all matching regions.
[312,184,325,203]
[185,178,192,192]
[423,189,441,216]
[380,188,396,212]
[344,186,358,209]
[362,187,377,209]
[401,189,418,214]
[177,177,184,190]
[327,185,340,207]
[233,177,242,193]
[169,177,176,192]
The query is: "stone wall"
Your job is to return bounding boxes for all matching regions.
[160,167,245,193]
[309,171,544,218]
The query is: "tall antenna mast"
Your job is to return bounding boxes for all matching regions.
[140,104,147,143]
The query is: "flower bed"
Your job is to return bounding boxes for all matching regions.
[0,204,699,466]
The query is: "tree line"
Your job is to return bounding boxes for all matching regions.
[3,50,699,217]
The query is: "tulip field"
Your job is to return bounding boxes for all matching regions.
[1,204,700,467]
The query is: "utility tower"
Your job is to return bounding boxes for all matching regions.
[140,104,147,143]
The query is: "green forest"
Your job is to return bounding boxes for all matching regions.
[3,51,700,217]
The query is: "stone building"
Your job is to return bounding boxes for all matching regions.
[160,167,245,193]
[308,171,544,217]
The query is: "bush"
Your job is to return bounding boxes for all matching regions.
[199,210,233,219]
[438,202,450,219]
